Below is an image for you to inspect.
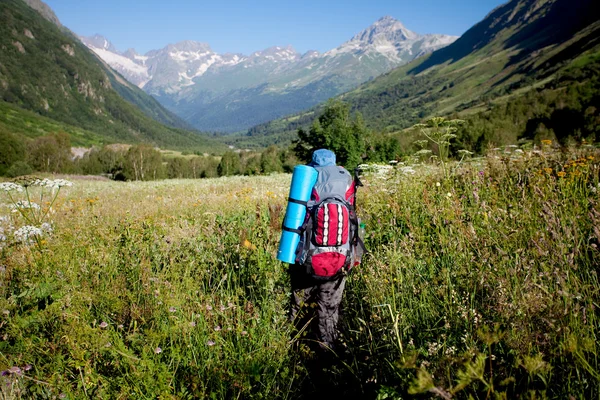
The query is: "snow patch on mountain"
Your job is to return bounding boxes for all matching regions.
[89,47,150,87]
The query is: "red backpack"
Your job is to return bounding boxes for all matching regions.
[295,166,365,280]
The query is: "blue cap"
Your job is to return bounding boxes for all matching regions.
[309,149,336,167]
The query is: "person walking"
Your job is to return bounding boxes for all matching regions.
[288,149,364,352]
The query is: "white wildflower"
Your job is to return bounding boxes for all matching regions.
[41,222,53,233]
[52,179,73,188]
[13,225,43,243]
[427,342,442,356]
[10,200,40,211]
[0,183,23,193]
[30,178,73,189]
[445,346,457,356]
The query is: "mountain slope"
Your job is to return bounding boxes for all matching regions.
[81,17,457,132]
[0,0,220,151]
[243,0,599,148]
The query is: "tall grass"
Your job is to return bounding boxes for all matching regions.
[0,144,598,399]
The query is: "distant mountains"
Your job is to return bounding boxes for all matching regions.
[0,0,222,152]
[80,17,457,132]
[242,0,600,149]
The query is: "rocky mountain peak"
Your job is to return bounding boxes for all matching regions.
[350,16,419,44]
[80,34,118,53]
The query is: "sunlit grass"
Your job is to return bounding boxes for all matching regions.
[0,145,599,398]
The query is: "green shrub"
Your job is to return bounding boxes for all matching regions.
[5,160,33,177]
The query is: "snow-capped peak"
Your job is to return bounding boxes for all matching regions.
[324,16,456,62]
[80,34,118,53]
[349,16,418,46]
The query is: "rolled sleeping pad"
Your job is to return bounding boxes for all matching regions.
[277,165,318,263]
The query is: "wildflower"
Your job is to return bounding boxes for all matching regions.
[59,394,66,399]
[205,304,213,311]
[169,307,177,313]
[2,310,8,316]
[105,342,112,348]
[23,365,32,371]
[30,178,73,189]
[10,200,41,211]
[544,168,553,174]
[427,342,441,356]
[207,340,216,346]
[445,346,457,356]
[557,171,566,178]
[99,321,108,328]
[214,325,222,332]
[0,182,23,192]
[241,330,248,336]
[541,139,552,145]
[189,321,196,327]
[8,366,22,375]
[436,182,441,187]
[446,192,452,198]
[41,222,53,233]
[13,225,43,244]
[242,239,256,250]
[154,347,162,354]
[117,324,124,329]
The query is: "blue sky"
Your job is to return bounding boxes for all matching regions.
[45,0,508,55]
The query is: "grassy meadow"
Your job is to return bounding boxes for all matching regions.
[0,143,599,399]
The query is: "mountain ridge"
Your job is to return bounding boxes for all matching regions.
[80,17,458,132]
[237,0,599,150]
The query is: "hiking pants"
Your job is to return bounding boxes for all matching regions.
[289,265,346,349]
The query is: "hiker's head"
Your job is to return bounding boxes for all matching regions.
[309,149,336,167]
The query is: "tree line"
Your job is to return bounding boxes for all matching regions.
[0,99,405,181]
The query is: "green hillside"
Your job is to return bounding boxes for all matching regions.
[242,0,599,149]
[0,0,221,152]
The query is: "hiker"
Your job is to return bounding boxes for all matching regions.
[288,149,364,352]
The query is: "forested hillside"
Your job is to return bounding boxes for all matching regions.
[0,0,220,151]
[241,0,599,151]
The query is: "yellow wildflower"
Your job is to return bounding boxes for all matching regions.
[557,171,566,178]
[541,139,552,145]
[544,168,553,174]
[242,239,256,251]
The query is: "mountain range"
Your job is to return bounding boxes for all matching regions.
[80,17,457,132]
[241,0,599,150]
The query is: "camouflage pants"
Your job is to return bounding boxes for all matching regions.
[289,265,346,349]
